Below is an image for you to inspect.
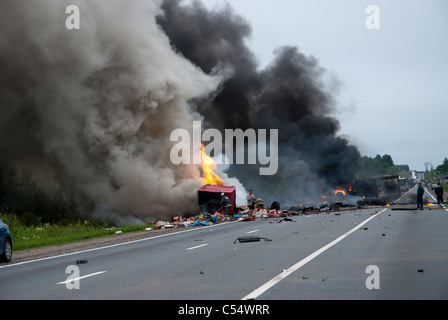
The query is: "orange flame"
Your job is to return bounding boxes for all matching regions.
[427,202,434,206]
[334,188,346,196]
[199,143,223,186]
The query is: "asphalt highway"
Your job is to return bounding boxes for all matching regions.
[1,187,447,300]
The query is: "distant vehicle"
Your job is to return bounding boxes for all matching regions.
[355,175,402,202]
[0,217,13,263]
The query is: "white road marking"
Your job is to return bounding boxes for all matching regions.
[424,187,437,202]
[186,244,208,251]
[394,187,415,203]
[246,230,259,234]
[242,208,388,300]
[57,271,107,285]
[0,221,239,269]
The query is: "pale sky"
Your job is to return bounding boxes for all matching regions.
[199,0,448,172]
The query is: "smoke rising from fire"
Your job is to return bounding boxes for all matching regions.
[0,0,361,221]
[0,0,233,220]
[158,0,361,205]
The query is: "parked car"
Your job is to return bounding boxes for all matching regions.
[0,217,13,263]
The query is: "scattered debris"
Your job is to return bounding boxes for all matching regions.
[270,217,294,224]
[76,260,88,264]
[360,227,368,230]
[233,236,272,243]
[114,230,123,235]
[418,269,424,273]
[153,221,168,230]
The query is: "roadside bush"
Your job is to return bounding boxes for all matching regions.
[0,166,81,226]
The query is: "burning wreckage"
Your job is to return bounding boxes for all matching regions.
[154,176,403,229]
[152,145,404,229]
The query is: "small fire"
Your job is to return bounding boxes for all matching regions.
[334,188,346,196]
[427,202,434,206]
[199,143,223,186]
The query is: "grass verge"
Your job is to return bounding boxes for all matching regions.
[1,213,154,251]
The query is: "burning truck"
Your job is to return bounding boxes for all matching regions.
[195,139,403,219]
[354,175,402,206]
[197,144,237,217]
[288,175,403,214]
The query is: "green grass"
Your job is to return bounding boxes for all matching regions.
[1,213,155,251]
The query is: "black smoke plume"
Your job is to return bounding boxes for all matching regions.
[158,0,361,205]
[0,0,361,224]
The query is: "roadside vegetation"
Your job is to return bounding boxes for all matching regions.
[0,166,154,251]
[1,213,154,251]
[357,154,409,179]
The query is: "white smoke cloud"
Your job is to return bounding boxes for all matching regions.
[0,0,224,219]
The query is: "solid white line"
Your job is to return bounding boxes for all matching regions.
[186,244,208,251]
[242,208,388,300]
[395,187,415,203]
[246,230,259,234]
[56,271,107,285]
[424,187,437,202]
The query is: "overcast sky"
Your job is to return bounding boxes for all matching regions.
[199,0,448,172]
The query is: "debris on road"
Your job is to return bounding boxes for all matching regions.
[233,236,272,243]
[135,180,412,239]
[270,217,294,223]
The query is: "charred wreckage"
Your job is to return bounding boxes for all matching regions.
[150,175,406,230]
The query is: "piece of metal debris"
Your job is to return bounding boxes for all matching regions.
[234,236,272,243]
[270,217,295,223]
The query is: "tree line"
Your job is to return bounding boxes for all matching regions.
[0,166,81,226]
[357,154,409,179]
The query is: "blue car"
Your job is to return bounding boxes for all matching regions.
[0,217,13,263]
